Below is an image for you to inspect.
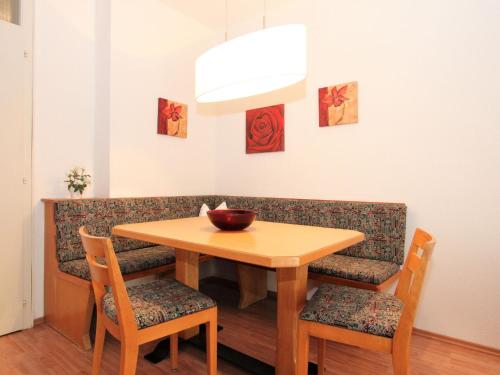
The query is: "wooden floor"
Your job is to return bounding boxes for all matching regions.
[1,278,499,374]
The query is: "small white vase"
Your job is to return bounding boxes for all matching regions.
[70,190,83,199]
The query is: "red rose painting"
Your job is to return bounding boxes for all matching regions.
[319,81,358,126]
[246,104,285,154]
[157,98,188,138]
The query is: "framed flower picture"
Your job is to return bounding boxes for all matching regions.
[246,104,284,154]
[318,81,358,126]
[157,98,188,138]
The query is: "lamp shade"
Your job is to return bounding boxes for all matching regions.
[195,24,307,103]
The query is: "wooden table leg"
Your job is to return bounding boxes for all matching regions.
[175,249,200,339]
[276,265,308,375]
[237,263,268,309]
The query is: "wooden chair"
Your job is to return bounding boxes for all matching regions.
[297,228,436,375]
[79,227,218,375]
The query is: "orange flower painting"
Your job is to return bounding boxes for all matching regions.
[157,98,187,138]
[318,82,358,126]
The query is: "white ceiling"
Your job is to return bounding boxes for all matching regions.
[159,0,296,31]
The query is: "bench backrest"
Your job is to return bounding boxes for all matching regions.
[54,196,217,263]
[52,195,406,265]
[216,196,407,264]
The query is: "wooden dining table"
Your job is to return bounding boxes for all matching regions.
[113,216,364,375]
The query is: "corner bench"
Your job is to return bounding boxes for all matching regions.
[43,195,406,348]
[211,196,407,307]
[43,196,216,350]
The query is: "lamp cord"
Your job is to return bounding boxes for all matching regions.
[225,0,266,41]
[225,0,228,41]
[263,0,267,28]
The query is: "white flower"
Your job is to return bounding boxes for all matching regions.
[65,166,91,193]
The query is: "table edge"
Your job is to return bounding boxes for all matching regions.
[112,224,364,268]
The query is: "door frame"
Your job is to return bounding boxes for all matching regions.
[20,0,33,330]
[0,0,33,333]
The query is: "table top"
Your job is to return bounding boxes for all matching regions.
[112,217,364,268]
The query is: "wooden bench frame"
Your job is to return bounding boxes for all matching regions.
[43,200,212,350]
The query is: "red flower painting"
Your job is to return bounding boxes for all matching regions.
[319,82,358,127]
[157,98,188,138]
[323,85,349,107]
[246,104,285,154]
[164,103,183,122]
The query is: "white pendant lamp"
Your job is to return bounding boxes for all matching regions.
[195,3,307,103]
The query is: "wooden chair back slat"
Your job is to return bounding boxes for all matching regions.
[79,227,137,338]
[393,228,435,352]
[395,228,435,305]
[80,231,108,258]
[80,227,115,288]
[88,262,111,286]
[406,252,421,274]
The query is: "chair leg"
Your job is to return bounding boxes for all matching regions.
[392,344,410,375]
[206,310,217,375]
[297,321,310,375]
[91,316,106,375]
[170,333,179,371]
[317,338,326,375]
[119,342,139,375]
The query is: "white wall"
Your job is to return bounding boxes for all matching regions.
[93,0,111,197]
[212,0,500,348]
[32,0,218,318]
[32,0,96,318]
[107,0,218,197]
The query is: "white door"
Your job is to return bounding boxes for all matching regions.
[0,0,32,336]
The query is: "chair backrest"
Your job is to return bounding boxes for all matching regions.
[79,226,137,335]
[394,228,436,341]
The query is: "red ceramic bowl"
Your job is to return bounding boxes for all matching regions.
[207,209,256,231]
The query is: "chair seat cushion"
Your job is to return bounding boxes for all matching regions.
[308,254,400,285]
[300,284,403,338]
[59,245,176,280]
[103,279,216,329]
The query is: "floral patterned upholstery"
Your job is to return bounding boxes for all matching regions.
[215,196,406,264]
[300,284,404,338]
[308,254,400,284]
[59,245,176,280]
[103,279,216,329]
[54,196,218,263]
[54,195,406,287]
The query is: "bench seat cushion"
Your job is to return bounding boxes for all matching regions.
[300,284,403,338]
[103,279,216,329]
[59,246,176,280]
[308,254,399,285]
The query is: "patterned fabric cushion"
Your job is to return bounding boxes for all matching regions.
[308,254,400,284]
[54,196,218,263]
[214,196,407,264]
[103,279,216,329]
[59,246,175,280]
[54,195,406,264]
[300,284,404,338]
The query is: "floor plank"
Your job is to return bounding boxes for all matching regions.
[0,279,499,374]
